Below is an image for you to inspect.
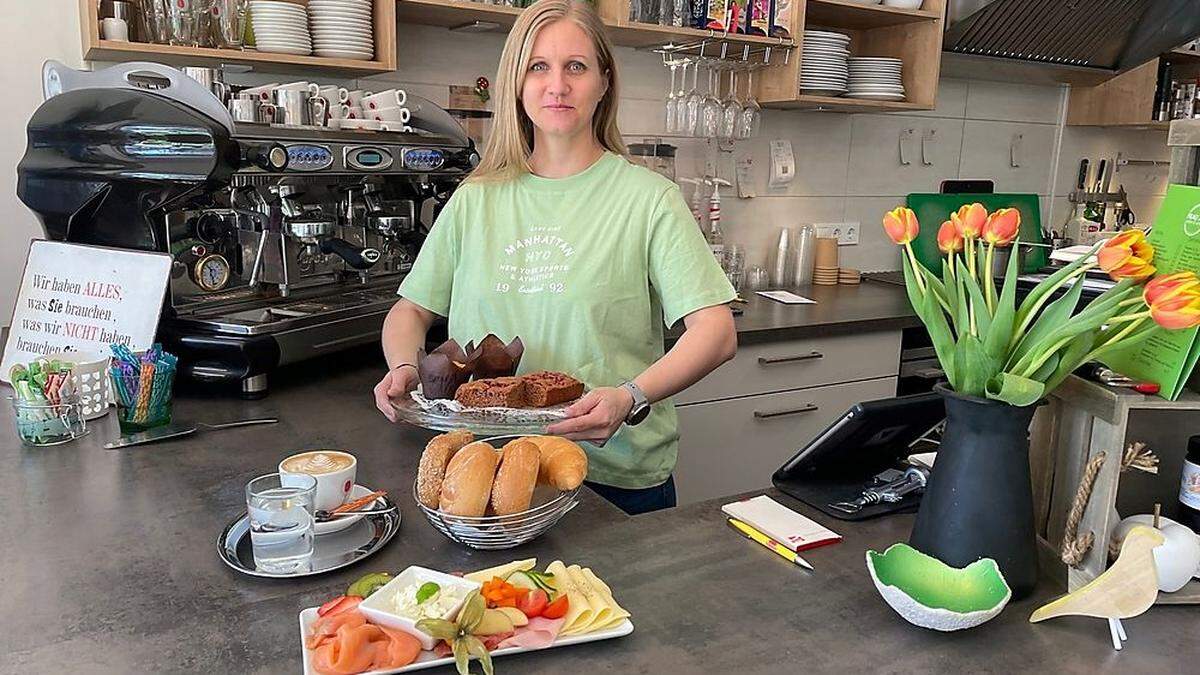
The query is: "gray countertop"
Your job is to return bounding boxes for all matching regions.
[2,355,1195,674]
[668,279,920,346]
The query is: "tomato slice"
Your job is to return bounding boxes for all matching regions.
[516,589,548,619]
[541,594,569,620]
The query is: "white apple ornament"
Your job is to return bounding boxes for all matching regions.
[1112,514,1200,592]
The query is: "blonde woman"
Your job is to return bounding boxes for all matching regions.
[374,0,736,514]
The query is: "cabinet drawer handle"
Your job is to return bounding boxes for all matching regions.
[754,404,819,419]
[758,351,823,365]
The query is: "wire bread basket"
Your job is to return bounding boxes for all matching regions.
[413,434,582,549]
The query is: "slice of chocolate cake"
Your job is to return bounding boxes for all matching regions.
[522,371,584,407]
[454,376,528,408]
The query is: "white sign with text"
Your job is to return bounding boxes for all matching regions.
[2,240,171,382]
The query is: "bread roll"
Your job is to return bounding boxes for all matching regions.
[528,436,588,491]
[490,440,541,515]
[416,430,474,508]
[439,441,500,517]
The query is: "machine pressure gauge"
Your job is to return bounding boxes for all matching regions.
[192,253,231,292]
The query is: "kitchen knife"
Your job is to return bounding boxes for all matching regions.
[104,417,279,449]
[1094,159,1107,193]
[1077,158,1090,191]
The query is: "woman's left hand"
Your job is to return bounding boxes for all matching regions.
[544,387,633,445]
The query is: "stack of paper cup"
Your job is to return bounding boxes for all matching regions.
[813,237,840,286]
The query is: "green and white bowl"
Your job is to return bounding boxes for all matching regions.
[866,543,1011,631]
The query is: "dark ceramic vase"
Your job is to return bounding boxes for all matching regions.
[909,383,1040,599]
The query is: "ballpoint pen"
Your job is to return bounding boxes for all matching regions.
[727,518,814,570]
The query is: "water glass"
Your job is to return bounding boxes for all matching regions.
[139,0,169,44]
[725,244,746,292]
[208,0,248,49]
[247,473,316,574]
[165,0,200,46]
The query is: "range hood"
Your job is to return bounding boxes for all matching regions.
[942,0,1200,84]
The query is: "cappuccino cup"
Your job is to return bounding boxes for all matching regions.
[371,106,410,123]
[279,450,357,512]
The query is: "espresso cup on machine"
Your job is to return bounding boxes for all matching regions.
[371,106,410,124]
[277,81,321,96]
[239,83,278,101]
[362,89,407,111]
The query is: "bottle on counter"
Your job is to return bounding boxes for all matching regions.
[707,178,731,268]
[745,0,771,35]
[1179,435,1200,534]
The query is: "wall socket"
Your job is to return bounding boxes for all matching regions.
[815,222,860,246]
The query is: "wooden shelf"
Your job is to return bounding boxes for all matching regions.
[605,19,792,49]
[394,0,522,30]
[764,93,928,112]
[805,0,942,30]
[1167,48,1200,63]
[79,0,397,74]
[85,40,393,74]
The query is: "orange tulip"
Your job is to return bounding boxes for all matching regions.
[883,207,919,245]
[1096,230,1156,281]
[937,220,963,254]
[982,208,1021,246]
[951,203,987,239]
[1149,290,1200,330]
[1144,271,1200,307]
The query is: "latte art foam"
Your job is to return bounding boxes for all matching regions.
[282,451,353,475]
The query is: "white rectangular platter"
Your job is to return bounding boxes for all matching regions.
[299,607,634,674]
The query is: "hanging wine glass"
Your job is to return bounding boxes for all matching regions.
[721,67,742,139]
[664,59,679,133]
[700,62,723,138]
[684,59,704,137]
[738,68,762,139]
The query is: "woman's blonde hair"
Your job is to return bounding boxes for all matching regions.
[468,0,626,182]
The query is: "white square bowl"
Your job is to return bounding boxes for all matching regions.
[357,566,482,650]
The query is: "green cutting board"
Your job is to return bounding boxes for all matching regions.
[905,193,1048,274]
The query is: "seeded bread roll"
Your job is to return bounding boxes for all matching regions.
[416,430,474,508]
[527,435,588,491]
[490,440,541,515]
[438,441,500,517]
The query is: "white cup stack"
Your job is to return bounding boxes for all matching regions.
[799,30,852,97]
[309,0,375,60]
[847,57,905,101]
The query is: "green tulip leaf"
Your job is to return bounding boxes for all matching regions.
[1042,333,1094,393]
[983,239,1020,361]
[941,259,965,336]
[985,371,1045,406]
[954,333,997,397]
[957,258,991,338]
[1015,240,1103,328]
[1008,275,1086,373]
[909,259,959,389]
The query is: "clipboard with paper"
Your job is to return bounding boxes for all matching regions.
[1102,184,1200,400]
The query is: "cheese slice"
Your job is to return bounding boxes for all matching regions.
[580,567,630,631]
[561,565,610,635]
[465,558,537,584]
[547,560,593,635]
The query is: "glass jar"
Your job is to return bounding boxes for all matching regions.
[628,142,677,182]
[11,396,88,446]
[111,369,176,434]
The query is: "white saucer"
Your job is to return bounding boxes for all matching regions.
[315,483,387,536]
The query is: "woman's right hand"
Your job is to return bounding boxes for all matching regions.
[374,365,418,422]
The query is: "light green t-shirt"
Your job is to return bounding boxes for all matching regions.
[399,152,735,488]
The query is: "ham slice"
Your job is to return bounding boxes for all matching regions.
[497,617,566,650]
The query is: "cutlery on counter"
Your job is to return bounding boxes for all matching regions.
[104,417,279,449]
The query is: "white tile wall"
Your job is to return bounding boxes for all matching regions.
[0,15,1182,329]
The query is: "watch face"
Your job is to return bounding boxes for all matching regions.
[628,403,651,425]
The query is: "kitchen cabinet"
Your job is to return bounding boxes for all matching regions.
[1067,50,1200,128]
[80,0,398,74]
[757,0,947,113]
[674,330,901,505]
[675,374,897,505]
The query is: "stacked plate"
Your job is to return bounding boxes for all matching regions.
[799,30,851,97]
[847,57,905,101]
[309,0,375,60]
[250,1,311,56]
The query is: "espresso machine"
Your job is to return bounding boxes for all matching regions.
[17,62,477,397]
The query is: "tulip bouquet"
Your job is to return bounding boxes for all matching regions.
[884,203,1200,406]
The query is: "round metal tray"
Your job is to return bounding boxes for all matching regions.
[217,494,400,579]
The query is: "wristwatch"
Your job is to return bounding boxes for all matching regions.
[619,381,651,426]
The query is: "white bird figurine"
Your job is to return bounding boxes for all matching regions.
[1030,524,1164,650]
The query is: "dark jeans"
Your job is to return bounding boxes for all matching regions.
[585,476,676,515]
